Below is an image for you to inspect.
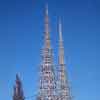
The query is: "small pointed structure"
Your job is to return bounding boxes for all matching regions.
[58,18,64,64]
[44,4,51,48]
[58,19,71,100]
[13,74,24,100]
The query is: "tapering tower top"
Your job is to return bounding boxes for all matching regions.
[59,18,63,42]
[58,18,72,100]
[13,74,24,100]
[58,18,64,65]
[37,5,56,100]
[45,4,48,16]
[16,74,20,82]
[44,4,51,48]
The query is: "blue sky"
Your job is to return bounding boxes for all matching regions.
[0,0,99,100]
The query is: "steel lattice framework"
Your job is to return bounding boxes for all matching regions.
[12,5,72,100]
[37,5,57,100]
[37,5,72,100]
[13,74,25,100]
[57,20,72,100]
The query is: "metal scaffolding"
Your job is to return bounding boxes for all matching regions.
[37,4,57,100]
[13,74,25,100]
[12,5,73,100]
[37,5,72,100]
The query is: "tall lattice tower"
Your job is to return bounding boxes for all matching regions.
[37,5,56,100]
[13,74,24,100]
[57,19,71,100]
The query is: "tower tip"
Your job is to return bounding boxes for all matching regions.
[45,3,48,15]
[44,3,51,48]
[58,17,63,42]
[59,17,61,24]
[16,73,20,81]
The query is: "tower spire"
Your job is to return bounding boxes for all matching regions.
[13,74,24,100]
[58,18,71,100]
[58,18,64,65]
[59,18,63,42]
[37,5,56,100]
[44,3,50,48]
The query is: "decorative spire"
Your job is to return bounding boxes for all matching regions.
[16,74,20,82]
[37,4,56,100]
[13,74,24,100]
[44,4,51,48]
[45,4,48,17]
[59,18,63,42]
[58,18,71,100]
[58,18,64,65]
